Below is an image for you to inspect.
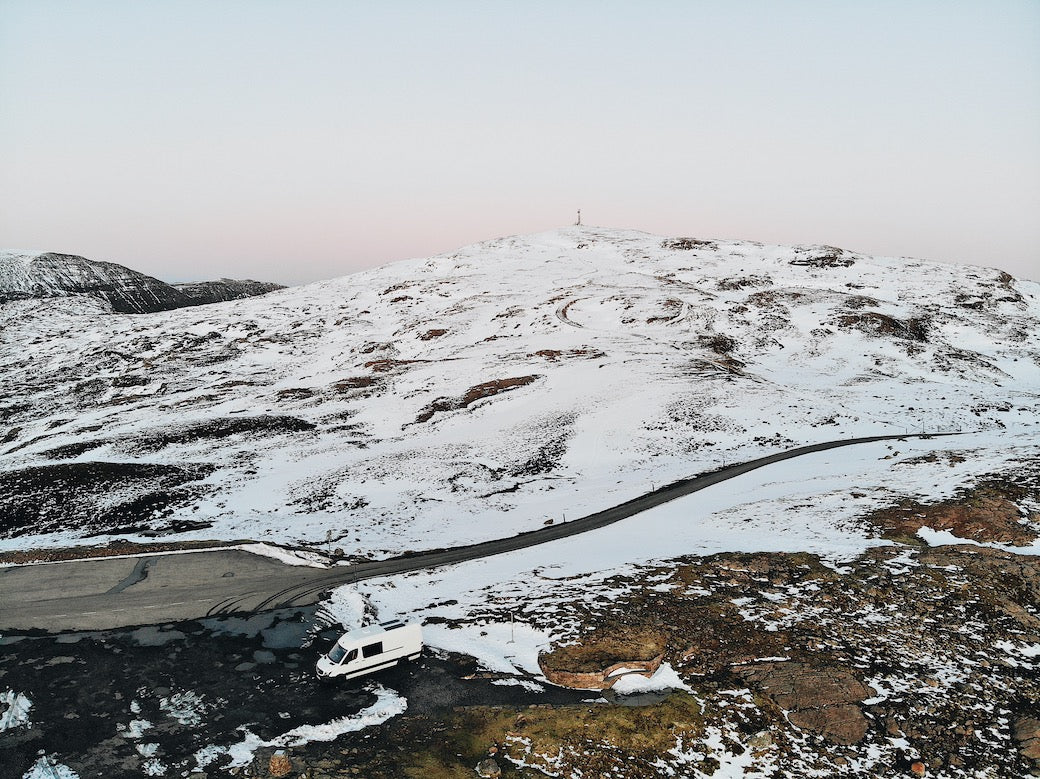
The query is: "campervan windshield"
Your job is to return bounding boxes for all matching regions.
[328,644,347,663]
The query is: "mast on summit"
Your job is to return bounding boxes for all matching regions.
[575,209,582,226]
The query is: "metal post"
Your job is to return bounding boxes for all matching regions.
[508,612,515,644]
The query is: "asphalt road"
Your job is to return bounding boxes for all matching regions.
[0,432,956,632]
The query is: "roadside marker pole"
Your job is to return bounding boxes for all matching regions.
[508,612,515,644]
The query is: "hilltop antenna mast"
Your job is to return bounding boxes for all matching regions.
[575,209,582,226]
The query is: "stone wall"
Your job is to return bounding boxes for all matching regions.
[538,654,664,690]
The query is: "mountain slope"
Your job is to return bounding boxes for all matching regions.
[172,278,285,305]
[0,251,282,313]
[0,227,1037,555]
[0,251,190,313]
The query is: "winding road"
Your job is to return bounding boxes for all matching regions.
[0,432,957,632]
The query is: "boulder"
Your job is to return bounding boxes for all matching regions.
[268,749,292,777]
[738,662,873,745]
[787,705,869,746]
[475,757,502,777]
[1015,717,1040,760]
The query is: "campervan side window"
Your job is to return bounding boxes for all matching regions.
[362,641,382,658]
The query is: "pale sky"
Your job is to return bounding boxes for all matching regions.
[1,1,1038,284]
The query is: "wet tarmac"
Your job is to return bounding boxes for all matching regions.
[0,608,587,779]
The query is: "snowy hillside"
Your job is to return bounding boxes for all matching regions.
[0,251,281,313]
[1,227,1037,556]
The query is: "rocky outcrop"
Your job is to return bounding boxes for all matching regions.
[416,376,540,423]
[474,757,502,777]
[737,662,874,745]
[1014,717,1040,762]
[868,480,1039,545]
[524,543,1040,774]
[833,311,930,342]
[789,245,855,268]
[538,628,667,690]
[540,655,665,690]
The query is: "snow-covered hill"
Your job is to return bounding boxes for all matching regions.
[0,251,282,313]
[1,227,1037,555]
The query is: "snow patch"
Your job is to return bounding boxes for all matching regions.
[21,757,79,779]
[918,526,1040,556]
[223,684,406,767]
[236,543,327,568]
[159,690,207,727]
[611,662,691,695]
[1,690,32,731]
[317,585,371,629]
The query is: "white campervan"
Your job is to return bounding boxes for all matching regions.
[316,619,422,680]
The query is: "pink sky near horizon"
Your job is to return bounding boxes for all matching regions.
[1,1,1038,284]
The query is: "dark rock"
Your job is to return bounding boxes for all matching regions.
[789,245,855,268]
[172,278,284,305]
[662,238,718,251]
[475,757,502,777]
[787,704,869,746]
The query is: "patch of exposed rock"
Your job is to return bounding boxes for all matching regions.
[507,544,1040,776]
[538,627,665,689]
[737,662,873,745]
[833,310,930,342]
[789,245,855,268]
[416,376,540,423]
[1016,717,1040,761]
[866,476,1040,545]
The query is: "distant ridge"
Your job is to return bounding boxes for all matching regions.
[0,251,283,314]
[173,278,285,306]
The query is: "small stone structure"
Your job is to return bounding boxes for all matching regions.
[539,654,664,690]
